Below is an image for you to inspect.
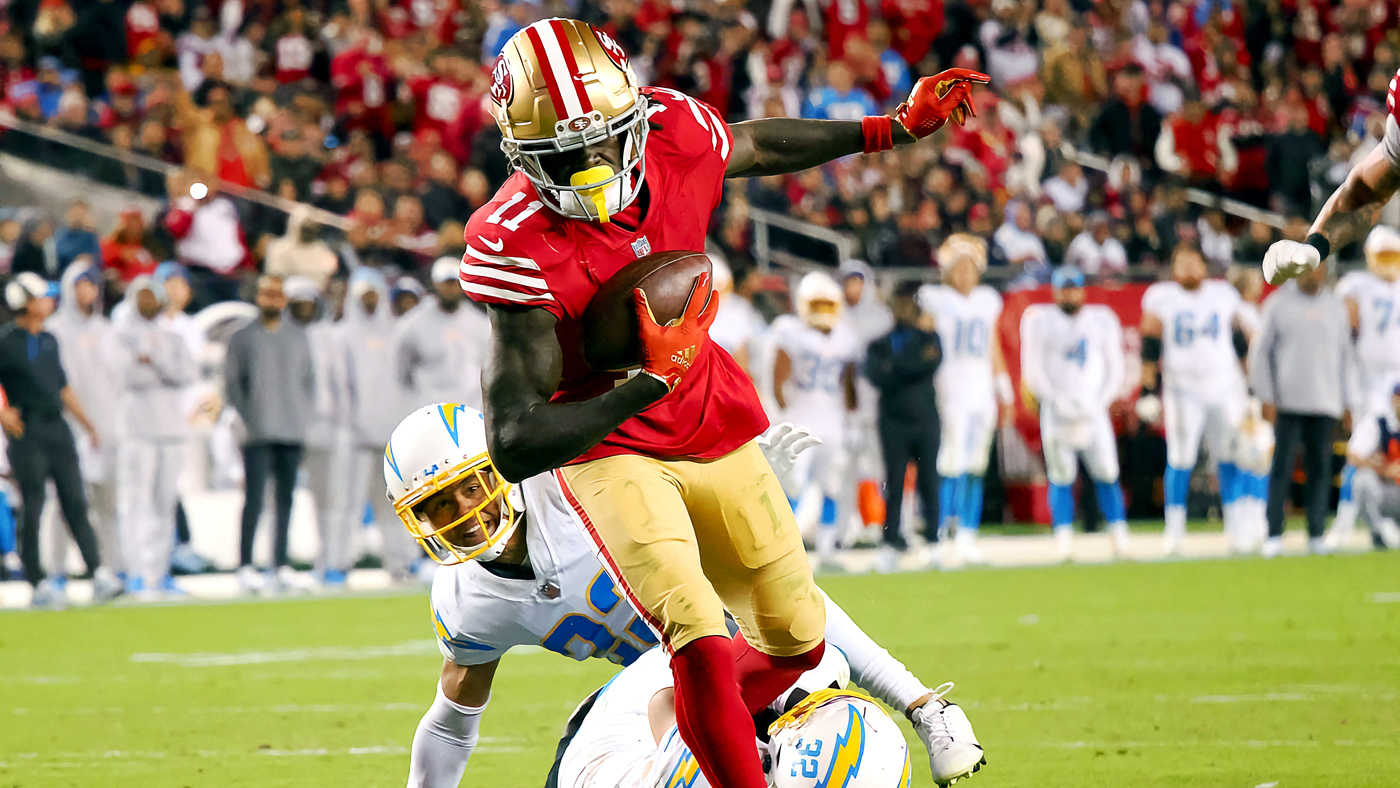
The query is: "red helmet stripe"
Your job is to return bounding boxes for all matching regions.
[550,19,594,114]
[524,23,572,125]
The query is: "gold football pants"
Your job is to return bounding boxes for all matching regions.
[556,441,826,656]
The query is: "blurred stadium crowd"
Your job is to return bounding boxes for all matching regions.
[1,0,1399,601]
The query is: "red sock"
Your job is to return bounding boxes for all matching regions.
[732,632,826,716]
[671,636,767,788]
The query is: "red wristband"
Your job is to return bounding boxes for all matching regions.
[862,115,895,154]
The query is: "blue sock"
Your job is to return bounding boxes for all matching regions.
[1217,462,1240,506]
[0,490,14,555]
[1164,466,1192,508]
[939,475,963,530]
[820,496,839,527]
[1048,483,1075,528]
[1251,472,1269,501]
[1094,480,1127,523]
[963,475,985,530]
[1339,464,1356,503]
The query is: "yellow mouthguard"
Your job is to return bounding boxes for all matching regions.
[570,165,616,223]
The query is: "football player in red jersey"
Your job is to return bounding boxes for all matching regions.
[460,18,986,788]
[1266,70,1400,285]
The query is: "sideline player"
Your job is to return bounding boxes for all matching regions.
[1263,71,1400,285]
[1020,267,1130,559]
[460,18,987,788]
[918,234,1013,564]
[382,403,984,787]
[1330,227,1400,546]
[1139,247,1251,554]
[771,272,860,568]
[548,646,932,788]
[1225,266,1270,552]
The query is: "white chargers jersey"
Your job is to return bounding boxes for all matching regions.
[771,315,860,443]
[1336,270,1400,397]
[554,648,691,788]
[919,284,1003,407]
[1020,304,1125,420]
[1142,280,1244,393]
[430,474,661,667]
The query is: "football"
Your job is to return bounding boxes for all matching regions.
[582,250,713,371]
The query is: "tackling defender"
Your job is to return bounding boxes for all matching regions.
[771,272,861,568]
[918,235,1013,565]
[548,645,930,788]
[1019,267,1130,559]
[1139,247,1252,554]
[1330,227,1400,546]
[461,18,986,788]
[383,404,984,787]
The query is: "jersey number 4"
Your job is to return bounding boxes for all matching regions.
[1066,338,1087,367]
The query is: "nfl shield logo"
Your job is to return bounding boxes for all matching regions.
[631,236,652,258]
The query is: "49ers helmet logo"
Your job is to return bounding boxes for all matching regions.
[490,55,513,105]
[567,116,591,131]
[593,28,629,70]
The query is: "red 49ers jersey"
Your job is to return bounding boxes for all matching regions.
[460,88,767,464]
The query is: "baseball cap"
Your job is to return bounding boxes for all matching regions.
[431,256,460,284]
[1051,266,1085,289]
[283,276,321,302]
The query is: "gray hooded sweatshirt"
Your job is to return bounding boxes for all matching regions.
[393,295,491,411]
[338,269,404,449]
[48,260,119,446]
[291,295,348,450]
[111,278,198,442]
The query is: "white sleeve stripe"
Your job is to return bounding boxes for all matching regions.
[699,103,730,158]
[679,94,718,149]
[459,263,549,290]
[460,281,555,303]
[463,245,542,271]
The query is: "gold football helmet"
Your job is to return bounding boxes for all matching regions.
[1365,225,1400,281]
[490,18,648,223]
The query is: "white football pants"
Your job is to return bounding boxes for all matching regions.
[937,400,997,477]
[1163,388,1244,469]
[1041,409,1120,485]
[304,431,355,574]
[117,440,183,586]
[345,445,420,575]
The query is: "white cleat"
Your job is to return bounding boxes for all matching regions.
[911,684,986,786]
[873,545,901,575]
[1306,537,1330,555]
[1053,526,1073,561]
[1261,536,1284,559]
[1162,530,1183,557]
[1109,523,1131,559]
[1376,518,1400,549]
[30,578,68,610]
[272,565,314,594]
[237,565,265,595]
[954,530,985,566]
[90,567,125,604]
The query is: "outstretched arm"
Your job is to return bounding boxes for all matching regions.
[407,658,498,788]
[1266,142,1400,284]
[725,69,988,178]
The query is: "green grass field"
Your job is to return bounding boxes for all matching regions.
[4,552,1398,788]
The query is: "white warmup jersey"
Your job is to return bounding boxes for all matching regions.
[920,284,1002,476]
[554,648,705,788]
[919,284,1003,411]
[1020,304,1125,484]
[1142,279,1246,468]
[771,315,860,444]
[1336,270,1400,413]
[430,475,661,668]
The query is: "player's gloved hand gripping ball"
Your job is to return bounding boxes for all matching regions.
[634,271,718,392]
[862,68,990,153]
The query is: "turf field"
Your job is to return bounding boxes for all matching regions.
[4,552,1398,788]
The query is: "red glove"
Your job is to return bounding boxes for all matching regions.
[895,68,990,139]
[634,272,718,392]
